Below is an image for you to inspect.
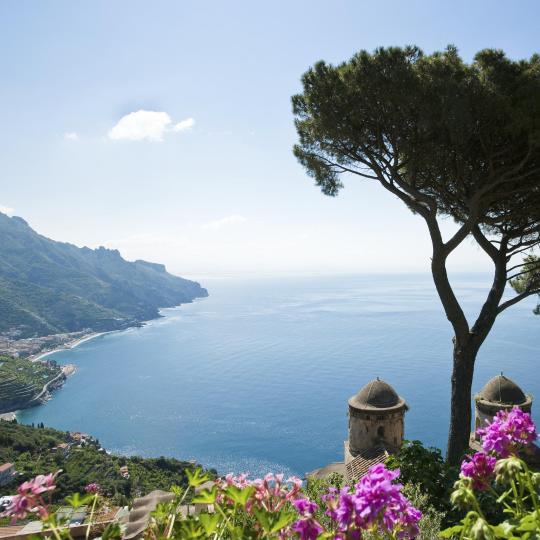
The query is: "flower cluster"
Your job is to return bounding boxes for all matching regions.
[85,483,101,494]
[477,406,537,458]
[460,452,496,491]
[292,499,323,540]
[459,407,538,495]
[218,472,302,513]
[447,410,540,540]
[322,464,422,539]
[1,472,59,523]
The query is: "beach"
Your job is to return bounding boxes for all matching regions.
[31,332,108,361]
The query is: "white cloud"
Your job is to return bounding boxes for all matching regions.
[64,132,79,141]
[173,118,195,132]
[201,215,247,231]
[0,205,14,215]
[108,110,195,142]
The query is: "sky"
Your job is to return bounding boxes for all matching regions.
[1,1,539,278]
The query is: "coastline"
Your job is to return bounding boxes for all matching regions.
[0,363,77,421]
[31,331,110,362]
[4,298,207,419]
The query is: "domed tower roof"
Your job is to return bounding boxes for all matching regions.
[478,374,528,405]
[348,378,406,412]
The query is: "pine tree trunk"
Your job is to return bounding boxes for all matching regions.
[446,343,476,465]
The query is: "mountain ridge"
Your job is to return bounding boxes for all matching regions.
[0,213,208,338]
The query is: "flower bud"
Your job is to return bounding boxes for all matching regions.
[450,478,476,509]
[494,456,524,485]
[470,516,493,540]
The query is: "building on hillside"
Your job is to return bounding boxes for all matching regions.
[307,378,408,484]
[0,463,16,486]
[471,373,539,466]
[69,431,91,445]
[52,443,71,456]
[473,373,533,440]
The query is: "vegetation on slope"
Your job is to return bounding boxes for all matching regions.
[0,356,63,413]
[0,420,214,505]
[0,213,208,338]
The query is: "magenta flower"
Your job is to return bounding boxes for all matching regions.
[323,464,422,538]
[460,452,496,490]
[477,407,537,457]
[292,499,323,540]
[85,483,101,494]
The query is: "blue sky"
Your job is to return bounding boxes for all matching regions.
[1,1,539,277]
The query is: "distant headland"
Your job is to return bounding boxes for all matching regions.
[0,211,208,358]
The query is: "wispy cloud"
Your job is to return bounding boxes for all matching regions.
[201,215,247,231]
[173,118,195,132]
[64,132,79,141]
[108,110,195,142]
[0,204,14,215]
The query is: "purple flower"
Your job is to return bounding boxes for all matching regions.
[291,518,324,540]
[85,483,101,494]
[460,452,496,490]
[292,498,323,540]
[293,498,318,515]
[323,464,422,538]
[477,407,537,457]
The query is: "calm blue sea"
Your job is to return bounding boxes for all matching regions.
[18,274,540,478]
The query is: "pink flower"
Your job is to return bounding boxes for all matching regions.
[1,494,31,522]
[477,407,537,457]
[460,452,496,490]
[1,471,60,523]
[85,483,101,494]
[217,473,303,513]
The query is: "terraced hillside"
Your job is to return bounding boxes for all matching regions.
[0,356,64,413]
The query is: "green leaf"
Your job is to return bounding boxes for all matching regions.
[492,522,516,539]
[191,486,217,505]
[101,522,123,540]
[439,525,463,538]
[517,511,540,532]
[269,510,296,533]
[186,467,211,488]
[197,513,220,535]
[224,485,255,507]
[178,520,204,539]
[65,492,94,508]
[252,507,271,533]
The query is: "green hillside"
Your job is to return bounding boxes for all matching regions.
[0,420,214,504]
[0,213,207,337]
[0,356,63,413]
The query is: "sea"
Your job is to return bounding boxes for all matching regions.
[17,274,540,478]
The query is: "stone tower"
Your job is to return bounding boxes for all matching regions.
[474,374,532,441]
[346,378,408,460]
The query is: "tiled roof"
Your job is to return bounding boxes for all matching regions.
[124,486,215,540]
[346,446,389,484]
[0,525,25,538]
